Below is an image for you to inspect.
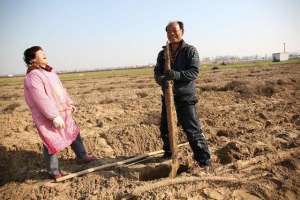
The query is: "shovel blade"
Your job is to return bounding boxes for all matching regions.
[169,159,179,178]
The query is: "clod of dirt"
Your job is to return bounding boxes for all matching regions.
[2,103,21,113]
[96,119,104,127]
[136,92,148,98]
[0,93,20,101]
[119,161,189,182]
[252,142,273,156]
[265,120,272,128]
[199,85,220,92]
[257,82,275,97]
[291,114,300,126]
[276,79,285,85]
[216,142,245,164]
[139,164,171,181]
[203,188,223,200]
[139,163,189,181]
[223,81,253,97]
[257,112,267,120]
[216,129,232,138]
[223,81,245,91]
[231,189,261,200]
[277,159,298,170]
[199,80,253,98]
[24,125,33,132]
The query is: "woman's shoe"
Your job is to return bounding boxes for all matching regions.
[48,170,65,180]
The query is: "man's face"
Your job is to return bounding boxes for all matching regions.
[167,23,183,44]
[33,50,48,66]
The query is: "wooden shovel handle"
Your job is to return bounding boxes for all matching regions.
[164,42,178,178]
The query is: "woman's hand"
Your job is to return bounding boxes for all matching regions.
[53,116,65,128]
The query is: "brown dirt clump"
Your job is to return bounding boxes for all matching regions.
[2,102,21,113]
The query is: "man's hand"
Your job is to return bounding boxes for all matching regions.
[155,75,170,89]
[155,70,179,85]
[53,116,65,129]
[164,70,180,80]
[155,75,166,86]
[155,71,179,87]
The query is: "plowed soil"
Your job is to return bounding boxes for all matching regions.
[0,63,299,200]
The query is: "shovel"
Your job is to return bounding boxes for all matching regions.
[163,42,179,178]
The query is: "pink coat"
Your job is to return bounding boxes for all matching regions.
[24,68,79,154]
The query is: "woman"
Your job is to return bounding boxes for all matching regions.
[23,46,96,179]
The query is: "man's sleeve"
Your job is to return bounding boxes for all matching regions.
[176,46,199,81]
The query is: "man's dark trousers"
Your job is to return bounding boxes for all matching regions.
[160,96,210,164]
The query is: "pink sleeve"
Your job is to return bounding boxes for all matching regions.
[26,73,59,119]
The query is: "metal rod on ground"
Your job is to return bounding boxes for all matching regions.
[164,41,179,178]
[55,142,189,182]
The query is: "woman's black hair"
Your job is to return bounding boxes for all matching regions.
[23,46,43,65]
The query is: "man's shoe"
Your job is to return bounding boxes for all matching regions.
[196,159,211,168]
[77,155,97,164]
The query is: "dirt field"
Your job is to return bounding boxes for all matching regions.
[0,63,299,199]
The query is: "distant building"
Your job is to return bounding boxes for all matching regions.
[273,42,289,62]
[272,53,289,62]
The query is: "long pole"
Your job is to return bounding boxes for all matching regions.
[164,42,179,178]
[54,143,188,182]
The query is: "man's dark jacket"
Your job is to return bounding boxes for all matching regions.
[154,40,200,102]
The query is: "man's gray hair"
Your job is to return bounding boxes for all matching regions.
[165,21,184,33]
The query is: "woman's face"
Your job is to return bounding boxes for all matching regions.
[32,50,48,67]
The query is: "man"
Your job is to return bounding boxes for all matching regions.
[154,21,211,167]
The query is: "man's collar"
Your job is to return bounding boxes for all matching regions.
[180,40,188,48]
[162,40,187,49]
